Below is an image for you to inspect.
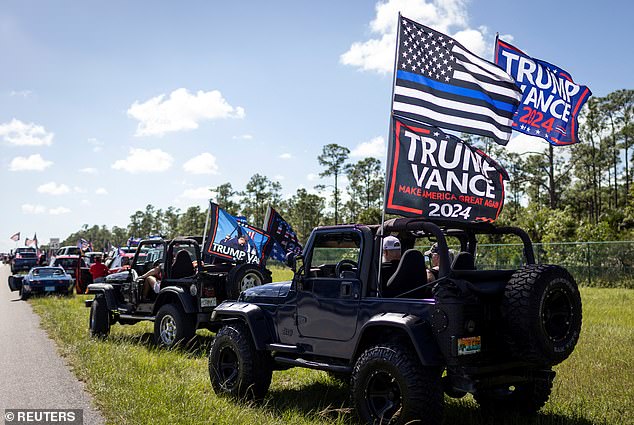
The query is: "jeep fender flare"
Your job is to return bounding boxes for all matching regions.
[153,286,197,315]
[354,313,443,366]
[86,283,118,311]
[211,302,273,350]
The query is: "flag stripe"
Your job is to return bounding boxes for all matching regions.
[396,70,516,112]
[393,101,511,142]
[452,45,515,83]
[394,85,514,129]
[452,69,521,102]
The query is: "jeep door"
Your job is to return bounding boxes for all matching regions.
[296,229,362,341]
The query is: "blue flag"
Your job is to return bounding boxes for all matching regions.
[263,207,302,262]
[203,202,271,266]
[495,38,591,146]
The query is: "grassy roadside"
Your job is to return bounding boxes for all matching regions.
[29,284,633,425]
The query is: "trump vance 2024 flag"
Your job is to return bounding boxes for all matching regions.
[392,16,522,146]
[385,116,509,223]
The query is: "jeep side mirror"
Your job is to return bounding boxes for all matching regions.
[286,252,301,272]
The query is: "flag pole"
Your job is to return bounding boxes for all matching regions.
[377,13,403,294]
[201,200,211,258]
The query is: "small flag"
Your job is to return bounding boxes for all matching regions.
[392,16,522,145]
[10,232,20,242]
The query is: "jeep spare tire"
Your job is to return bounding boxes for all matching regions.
[502,264,582,366]
[226,264,265,300]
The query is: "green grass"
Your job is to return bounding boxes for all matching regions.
[29,285,633,425]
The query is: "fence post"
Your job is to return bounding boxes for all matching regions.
[586,242,591,286]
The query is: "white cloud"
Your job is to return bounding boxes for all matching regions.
[181,187,212,200]
[0,119,53,146]
[9,154,53,171]
[505,133,548,155]
[95,188,108,195]
[80,167,98,174]
[73,186,86,193]
[88,138,103,153]
[127,88,245,137]
[22,204,46,214]
[183,152,219,175]
[351,136,386,158]
[80,199,91,206]
[340,0,488,73]
[111,148,173,173]
[279,153,292,160]
[37,182,70,195]
[49,207,71,215]
[307,173,320,182]
[274,174,285,181]
[10,90,32,98]
[232,134,253,140]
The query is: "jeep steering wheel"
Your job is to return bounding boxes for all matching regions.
[335,259,358,277]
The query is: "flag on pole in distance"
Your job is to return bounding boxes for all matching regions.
[385,115,508,223]
[495,38,591,146]
[25,238,36,247]
[263,207,302,262]
[392,16,522,146]
[9,232,20,242]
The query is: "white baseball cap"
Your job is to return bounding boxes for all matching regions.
[383,236,401,251]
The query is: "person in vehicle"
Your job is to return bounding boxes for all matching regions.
[381,236,402,288]
[140,250,194,299]
[425,243,454,282]
[89,255,109,282]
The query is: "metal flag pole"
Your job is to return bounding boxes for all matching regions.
[377,12,404,294]
[201,200,211,258]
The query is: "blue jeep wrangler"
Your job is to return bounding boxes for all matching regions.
[207,218,583,425]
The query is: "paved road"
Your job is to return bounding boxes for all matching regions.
[0,264,104,424]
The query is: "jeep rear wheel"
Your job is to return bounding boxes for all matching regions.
[226,264,266,300]
[89,297,110,338]
[351,344,443,425]
[208,322,272,401]
[502,265,582,366]
[474,377,553,416]
[154,304,195,348]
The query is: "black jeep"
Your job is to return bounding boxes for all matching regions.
[86,237,271,347]
[207,218,582,424]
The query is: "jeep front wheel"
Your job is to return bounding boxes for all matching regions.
[154,304,195,348]
[351,344,443,425]
[208,322,272,401]
[89,297,110,338]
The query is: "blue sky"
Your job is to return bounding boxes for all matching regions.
[1,0,632,252]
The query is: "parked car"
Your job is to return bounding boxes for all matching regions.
[84,251,104,266]
[49,255,91,293]
[56,246,82,256]
[10,247,38,273]
[8,266,74,300]
[207,218,583,425]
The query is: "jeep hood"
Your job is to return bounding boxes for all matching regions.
[240,281,292,303]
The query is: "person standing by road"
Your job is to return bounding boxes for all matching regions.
[89,256,109,283]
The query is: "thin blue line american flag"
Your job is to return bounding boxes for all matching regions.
[392,16,521,145]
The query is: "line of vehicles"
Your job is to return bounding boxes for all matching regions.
[4,218,584,424]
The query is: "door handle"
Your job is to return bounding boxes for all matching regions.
[341,281,351,296]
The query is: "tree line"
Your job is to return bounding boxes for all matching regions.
[59,89,633,249]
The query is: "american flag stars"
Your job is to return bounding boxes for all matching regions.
[399,20,456,82]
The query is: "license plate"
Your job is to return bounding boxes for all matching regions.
[45,286,55,292]
[458,336,481,355]
[201,297,217,308]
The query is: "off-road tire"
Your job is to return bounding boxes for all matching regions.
[226,264,266,300]
[351,344,443,425]
[208,322,272,401]
[89,297,110,338]
[502,264,582,365]
[154,303,195,348]
[474,377,553,416]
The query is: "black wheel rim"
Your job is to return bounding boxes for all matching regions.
[542,286,573,343]
[365,370,401,422]
[217,346,239,390]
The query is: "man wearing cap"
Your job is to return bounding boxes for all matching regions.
[381,236,402,289]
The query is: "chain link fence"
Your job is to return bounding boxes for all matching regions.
[476,241,634,288]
